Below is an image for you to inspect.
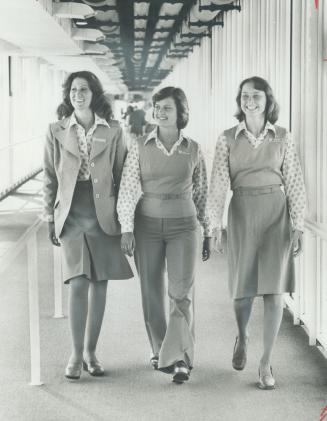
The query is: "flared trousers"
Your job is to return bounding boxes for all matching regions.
[134,214,198,371]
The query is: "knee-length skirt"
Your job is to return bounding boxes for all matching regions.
[227,185,294,299]
[59,180,133,284]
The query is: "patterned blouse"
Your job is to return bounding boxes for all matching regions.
[208,121,306,232]
[117,129,211,235]
[69,113,109,181]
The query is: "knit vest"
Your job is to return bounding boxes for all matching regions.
[224,125,287,189]
[136,137,199,218]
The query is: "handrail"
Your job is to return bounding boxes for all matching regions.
[304,218,327,241]
[0,218,44,385]
[0,168,42,201]
[0,136,44,153]
[0,218,43,274]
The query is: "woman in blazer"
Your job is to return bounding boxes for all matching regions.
[43,71,133,380]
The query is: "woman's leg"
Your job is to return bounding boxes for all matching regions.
[134,218,166,360]
[84,280,108,361]
[260,294,284,372]
[232,297,254,369]
[68,276,89,363]
[163,218,198,376]
[233,297,254,342]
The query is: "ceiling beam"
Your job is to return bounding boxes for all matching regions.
[145,0,194,89]
[116,0,135,88]
[137,1,163,89]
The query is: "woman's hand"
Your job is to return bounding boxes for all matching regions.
[202,237,212,261]
[121,232,135,256]
[214,229,227,254]
[48,222,60,247]
[292,229,303,257]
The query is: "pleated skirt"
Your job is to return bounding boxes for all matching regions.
[60,180,133,284]
[227,185,295,299]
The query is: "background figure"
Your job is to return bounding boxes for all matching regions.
[43,70,133,380]
[129,105,146,138]
[123,105,134,128]
[209,76,306,390]
[117,86,212,384]
[144,100,157,135]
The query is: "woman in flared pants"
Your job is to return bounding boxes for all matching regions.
[118,87,212,383]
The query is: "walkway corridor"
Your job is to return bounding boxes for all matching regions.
[0,178,326,421]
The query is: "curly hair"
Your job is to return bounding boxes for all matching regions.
[152,86,189,130]
[56,71,112,122]
[235,76,279,124]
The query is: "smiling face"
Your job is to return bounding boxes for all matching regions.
[240,82,267,119]
[69,77,93,112]
[153,97,178,129]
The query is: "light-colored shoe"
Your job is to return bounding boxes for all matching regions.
[232,336,249,371]
[83,359,104,376]
[150,355,159,370]
[65,361,82,380]
[172,361,190,384]
[258,366,275,390]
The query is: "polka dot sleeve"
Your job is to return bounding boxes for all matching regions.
[192,147,212,237]
[282,132,306,231]
[208,134,230,232]
[117,139,142,233]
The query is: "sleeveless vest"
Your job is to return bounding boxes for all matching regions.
[136,137,199,218]
[224,125,287,189]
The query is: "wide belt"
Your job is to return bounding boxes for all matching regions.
[232,185,281,196]
[143,191,192,200]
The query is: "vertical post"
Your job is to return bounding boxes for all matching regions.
[53,246,64,318]
[8,56,14,186]
[27,234,43,386]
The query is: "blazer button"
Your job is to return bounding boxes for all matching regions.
[90,162,95,167]
[95,193,100,199]
[94,178,98,183]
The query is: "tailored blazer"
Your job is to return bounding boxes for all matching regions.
[43,117,127,238]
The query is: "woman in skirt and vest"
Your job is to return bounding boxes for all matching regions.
[117,87,212,383]
[209,76,306,390]
[43,71,133,380]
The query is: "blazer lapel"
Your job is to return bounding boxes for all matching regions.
[90,125,112,159]
[52,118,80,158]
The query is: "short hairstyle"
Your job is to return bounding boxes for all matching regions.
[152,86,189,129]
[56,71,113,122]
[235,76,279,124]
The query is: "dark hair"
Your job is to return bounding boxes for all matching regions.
[56,71,113,122]
[152,86,189,129]
[235,76,279,124]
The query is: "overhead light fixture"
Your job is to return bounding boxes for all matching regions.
[53,3,95,20]
[75,20,88,26]
[72,28,105,42]
[83,42,109,55]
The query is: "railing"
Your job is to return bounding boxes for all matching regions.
[284,218,327,354]
[0,168,42,201]
[0,218,63,386]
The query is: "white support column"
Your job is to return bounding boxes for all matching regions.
[27,234,43,386]
[53,246,64,319]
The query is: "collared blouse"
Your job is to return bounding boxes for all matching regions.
[208,121,306,232]
[117,128,211,235]
[69,113,110,180]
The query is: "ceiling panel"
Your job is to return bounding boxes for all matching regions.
[0,0,242,94]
